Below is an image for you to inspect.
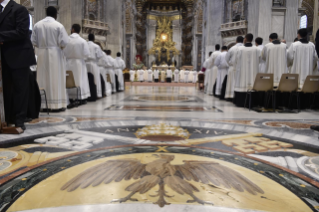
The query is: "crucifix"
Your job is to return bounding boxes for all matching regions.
[0,48,24,134]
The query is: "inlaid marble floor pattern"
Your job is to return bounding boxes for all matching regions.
[1,86,319,212]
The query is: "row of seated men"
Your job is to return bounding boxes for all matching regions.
[129,69,199,83]
[203,30,319,110]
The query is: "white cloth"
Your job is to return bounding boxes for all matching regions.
[114,57,126,91]
[98,52,108,95]
[261,42,288,86]
[184,70,190,83]
[31,17,69,109]
[63,33,91,100]
[154,69,159,80]
[143,69,148,81]
[225,43,243,99]
[167,69,172,78]
[215,52,229,95]
[180,70,185,82]
[257,45,266,73]
[147,69,153,82]
[235,45,261,92]
[105,55,116,93]
[191,71,197,83]
[287,41,319,87]
[161,70,166,82]
[0,0,10,11]
[129,70,136,82]
[138,69,145,81]
[203,57,210,89]
[30,55,38,72]
[207,51,221,95]
[85,41,103,98]
[174,69,180,82]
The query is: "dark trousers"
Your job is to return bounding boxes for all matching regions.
[2,56,29,126]
[115,74,119,92]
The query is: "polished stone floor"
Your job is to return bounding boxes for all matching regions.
[1,86,319,212]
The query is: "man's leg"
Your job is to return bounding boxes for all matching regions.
[12,68,30,128]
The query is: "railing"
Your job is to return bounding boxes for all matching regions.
[82,19,109,30]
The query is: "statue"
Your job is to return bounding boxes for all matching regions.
[160,47,168,64]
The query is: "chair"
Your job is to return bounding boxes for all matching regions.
[39,88,49,115]
[293,75,319,110]
[245,73,274,111]
[268,74,299,112]
[66,71,81,106]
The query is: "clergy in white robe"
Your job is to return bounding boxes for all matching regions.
[184,70,190,83]
[114,53,126,91]
[261,33,288,86]
[154,69,159,82]
[207,46,222,96]
[85,35,103,98]
[31,16,70,110]
[203,52,212,90]
[138,69,145,82]
[143,67,149,82]
[215,47,229,97]
[63,27,91,101]
[191,70,198,83]
[161,69,166,82]
[174,69,180,82]
[255,37,266,73]
[180,69,185,82]
[225,37,244,100]
[105,50,117,93]
[147,69,153,82]
[98,52,109,96]
[130,70,136,82]
[234,34,261,107]
[287,29,319,88]
[166,69,172,83]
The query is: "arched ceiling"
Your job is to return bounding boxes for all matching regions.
[301,0,314,27]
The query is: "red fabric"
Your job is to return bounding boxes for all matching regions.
[136,55,142,61]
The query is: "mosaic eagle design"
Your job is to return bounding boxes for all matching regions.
[61,154,264,207]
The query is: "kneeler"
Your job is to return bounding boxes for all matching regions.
[0,48,24,134]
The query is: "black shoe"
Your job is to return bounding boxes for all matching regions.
[310,125,319,132]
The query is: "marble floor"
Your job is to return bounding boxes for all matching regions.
[1,86,319,212]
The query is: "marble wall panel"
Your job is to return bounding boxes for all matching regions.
[205,0,223,50]
[272,15,285,39]
[285,0,300,46]
[257,0,273,44]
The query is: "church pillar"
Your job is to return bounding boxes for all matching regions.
[146,18,157,67]
[284,0,299,46]
[105,0,124,58]
[313,0,319,41]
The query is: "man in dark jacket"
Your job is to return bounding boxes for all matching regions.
[0,0,36,131]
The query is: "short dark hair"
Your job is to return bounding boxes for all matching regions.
[117,52,121,57]
[46,6,57,18]
[106,50,111,55]
[103,50,108,54]
[72,24,81,33]
[236,36,244,43]
[294,37,299,42]
[298,28,308,38]
[215,44,220,51]
[255,37,263,45]
[209,52,213,56]
[88,34,95,41]
[222,46,228,51]
[245,33,254,42]
[269,33,278,40]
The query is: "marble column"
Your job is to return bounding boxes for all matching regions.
[257,0,272,43]
[172,19,182,68]
[204,0,223,59]
[284,0,299,46]
[146,19,157,67]
[313,0,319,40]
[105,0,124,58]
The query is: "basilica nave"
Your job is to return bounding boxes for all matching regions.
[1,1,319,212]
